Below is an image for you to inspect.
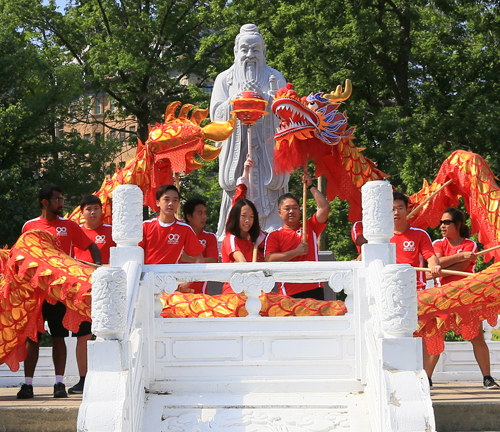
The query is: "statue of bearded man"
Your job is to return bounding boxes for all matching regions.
[210,24,289,239]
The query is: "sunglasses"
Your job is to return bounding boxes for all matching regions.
[440,219,454,226]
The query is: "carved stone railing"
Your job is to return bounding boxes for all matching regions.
[361,181,435,432]
[78,181,437,432]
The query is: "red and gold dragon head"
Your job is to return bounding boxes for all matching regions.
[68,103,236,224]
[273,81,354,152]
[271,81,388,222]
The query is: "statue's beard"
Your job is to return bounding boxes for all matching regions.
[234,58,266,90]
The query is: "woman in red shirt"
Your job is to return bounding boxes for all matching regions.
[425,208,499,389]
[221,199,266,293]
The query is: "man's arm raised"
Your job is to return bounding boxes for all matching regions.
[303,173,331,224]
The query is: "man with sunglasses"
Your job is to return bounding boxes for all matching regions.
[391,191,442,289]
[17,185,101,400]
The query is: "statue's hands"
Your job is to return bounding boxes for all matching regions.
[245,80,265,98]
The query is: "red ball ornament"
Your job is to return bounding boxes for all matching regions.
[230,91,269,125]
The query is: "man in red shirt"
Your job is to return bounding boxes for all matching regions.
[140,185,204,275]
[265,173,331,300]
[390,192,442,288]
[181,198,219,294]
[18,185,101,400]
[71,195,116,394]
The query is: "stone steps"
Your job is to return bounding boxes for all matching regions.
[143,391,371,431]
[432,381,500,432]
[0,387,81,432]
[1,382,500,431]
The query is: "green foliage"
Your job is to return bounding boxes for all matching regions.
[0,5,121,247]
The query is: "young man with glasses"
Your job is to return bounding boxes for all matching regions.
[390,191,442,289]
[17,185,101,399]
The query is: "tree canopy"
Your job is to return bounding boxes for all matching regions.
[2,0,499,259]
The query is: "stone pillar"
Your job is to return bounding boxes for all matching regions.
[362,180,393,243]
[91,266,128,340]
[380,264,417,338]
[230,271,275,317]
[110,184,144,267]
[361,180,395,265]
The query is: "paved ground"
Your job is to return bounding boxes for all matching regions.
[0,386,82,408]
[431,381,500,404]
[2,381,497,408]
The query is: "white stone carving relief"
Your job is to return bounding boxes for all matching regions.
[230,271,275,317]
[154,273,178,295]
[161,408,350,431]
[329,271,353,294]
[112,184,143,246]
[380,264,417,337]
[329,270,353,311]
[361,180,393,243]
[91,266,127,339]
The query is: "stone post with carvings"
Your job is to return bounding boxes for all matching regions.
[91,266,128,340]
[109,184,144,267]
[361,180,395,266]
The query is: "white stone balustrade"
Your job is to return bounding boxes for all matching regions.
[230,271,274,317]
[77,181,438,432]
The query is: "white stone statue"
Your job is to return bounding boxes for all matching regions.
[210,23,289,238]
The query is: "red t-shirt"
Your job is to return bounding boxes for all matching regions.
[22,216,92,256]
[390,227,435,289]
[140,218,204,265]
[221,233,265,294]
[351,221,364,253]
[264,214,326,296]
[189,230,219,294]
[433,237,477,285]
[74,224,115,264]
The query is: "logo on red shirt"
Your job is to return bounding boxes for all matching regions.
[95,234,106,244]
[296,227,303,237]
[200,239,207,248]
[403,240,415,252]
[56,227,68,236]
[168,233,180,244]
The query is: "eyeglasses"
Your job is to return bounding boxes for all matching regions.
[440,219,453,226]
[50,197,65,203]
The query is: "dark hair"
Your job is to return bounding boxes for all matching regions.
[278,192,300,208]
[443,207,470,238]
[80,195,102,212]
[183,198,206,223]
[156,184,181,201]
[226,199,260,243]
[39,184,62,208]
[393,192,409,208]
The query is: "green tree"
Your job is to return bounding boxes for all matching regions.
[0,7,121,247]
[198,0,500,258]
[4,0,232,143]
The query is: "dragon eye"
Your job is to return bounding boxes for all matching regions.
[308,101,319,110]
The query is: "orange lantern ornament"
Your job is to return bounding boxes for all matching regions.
[230,91,268,125]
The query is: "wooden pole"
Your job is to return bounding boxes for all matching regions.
[317,175,326,251]
[476,244,500,257]
[302,164,308,243]
[175,172,182,220]
[414,267,473,277]
[247,125,254,203]
[407,179,454,220]
[252,241,258,262]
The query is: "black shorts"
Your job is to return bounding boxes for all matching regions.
[39,301,92,338]
[291,287,325,301]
